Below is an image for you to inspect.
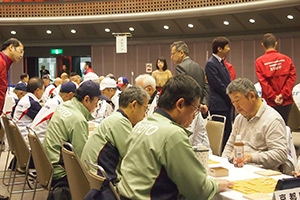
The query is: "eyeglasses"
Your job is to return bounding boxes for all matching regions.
[185,99,201,115]
[140,104,149,114]
[190,104,201,115]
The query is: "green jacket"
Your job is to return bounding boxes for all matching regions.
[118,109,219,200]
[43,97,92,180]
[81,110,132,182]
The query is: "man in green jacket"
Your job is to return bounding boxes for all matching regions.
[118,75,233,200]
[43,80,102,187]
[81,86,149,184]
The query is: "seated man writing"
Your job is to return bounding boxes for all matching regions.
[222,78,287,170]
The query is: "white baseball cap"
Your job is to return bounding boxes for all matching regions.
[100,77,117,90]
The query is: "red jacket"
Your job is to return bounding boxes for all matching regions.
[0,52,13,112]
[224,60,236,81]
[255,49,296,107]
[84,67,94,75]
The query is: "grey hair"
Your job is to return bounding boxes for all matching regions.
[170,41,189,56]
[135,74,156,90]
[119,86,150,108]
[226,78,259,98]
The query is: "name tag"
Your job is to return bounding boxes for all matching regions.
[273,187,300,200]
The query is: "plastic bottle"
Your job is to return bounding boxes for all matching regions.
[233,134,244,168]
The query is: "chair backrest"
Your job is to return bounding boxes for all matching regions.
[5,118,30,171]
[205,114,226,156]
[27,128,53,190]
[84,160,120,200]
[0,117,5,156]
[61,142,90,200]
[85,160,106,190]
[287,103,300,131]
[1,115,15,152]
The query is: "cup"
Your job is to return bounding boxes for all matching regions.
[193,145,209,171]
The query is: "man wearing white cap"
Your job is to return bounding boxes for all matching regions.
[92,77,117,122]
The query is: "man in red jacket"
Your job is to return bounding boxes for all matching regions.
[255,33,296,124]
[0,38,24,113]
[0,37,24,200]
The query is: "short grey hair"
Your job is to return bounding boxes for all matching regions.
[135,74,156,90]
[226,78,259,98]
[119,86,150,108]
[170,41,189,56]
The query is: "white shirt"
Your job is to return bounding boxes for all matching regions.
[29,94,63,143]
[292,83,300,111]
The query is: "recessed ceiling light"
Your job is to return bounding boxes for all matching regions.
[11,30,16,35]
[129,27,134,32]
[70,29,76,34]
[223,21,230,26]
[46,30,52,34]
[188,24,194,28]
[287,15,294,20]
[249,19,256,23]
[105,28,110,33]
[163,25,169,30]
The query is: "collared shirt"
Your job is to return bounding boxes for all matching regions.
[212,53,223,63]
[222,99,287,169]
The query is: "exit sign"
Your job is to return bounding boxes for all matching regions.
[50,48,63,55]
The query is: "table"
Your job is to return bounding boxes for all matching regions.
[209,155,291,200]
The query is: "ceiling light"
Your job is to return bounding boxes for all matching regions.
[287,15,294,20]
[249,19,256,23]
[129,27,134,32]
[105,28,110,33]
[11,30,16,35]
[70,29,76,34]
[223,21,230,26]
[46,30,52,34]
[163,25,169,30]
[188,24,194,28]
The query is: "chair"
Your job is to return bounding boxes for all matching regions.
[2,116,36,199]
[85,160,120,200]
[61,142,90,200]
[287,102,300,131]
[27,128,53,200]
[1,114,16,186]
[205,114,226,156]
[0,117,6,158]
[286,103,300,156]
[279,126,297,175]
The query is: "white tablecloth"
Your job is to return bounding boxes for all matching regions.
[209,155,291,200]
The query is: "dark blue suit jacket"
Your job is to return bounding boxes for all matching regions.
[205,56,232,111]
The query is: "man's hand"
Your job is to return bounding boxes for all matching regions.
[274,94,283,105]
[200,104,208,114]
[244,153,252,164]
[216,179,234,192]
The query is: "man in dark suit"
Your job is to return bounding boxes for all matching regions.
[205,36,232,152]
[171,41,209,115]
[40,65,50,78]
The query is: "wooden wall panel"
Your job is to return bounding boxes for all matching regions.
[90,34,300,87]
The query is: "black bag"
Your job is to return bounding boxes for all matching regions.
[47,181,71,200]
[83,180,118,200]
